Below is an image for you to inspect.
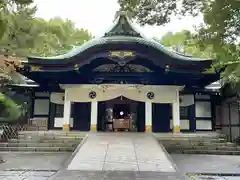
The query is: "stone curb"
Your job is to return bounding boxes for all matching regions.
[151,134,180,172]
[47,134,88,180]
[63,134,89,168]
[187,172,240,177]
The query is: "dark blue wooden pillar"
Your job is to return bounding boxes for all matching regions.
[152,103,171,132]
[188,104,196,132]
[73,102,91,131]
[48,102,56,130]
[137,102,145,132]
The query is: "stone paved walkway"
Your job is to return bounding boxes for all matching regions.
[53,170,188,180]
[171,154,240,174]
[0,152,70,171]
[68,133,176,172]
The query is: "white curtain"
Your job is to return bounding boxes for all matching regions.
[65,84,183,103]
[50,93,64,104]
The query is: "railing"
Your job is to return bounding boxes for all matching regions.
[0,119,48,141]
[0,124,26,141]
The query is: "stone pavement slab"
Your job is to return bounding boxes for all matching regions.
[171,154,240,174]
[192,176,240,180]
[223,177,240,180]
[0,152,70,171]
[67,133,176,172]
[52,170,189,180]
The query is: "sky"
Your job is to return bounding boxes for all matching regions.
[33,0,204,38]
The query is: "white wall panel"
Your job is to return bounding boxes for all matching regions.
[196,101,211,118]
[196,120,212,130]
[54,117,73,127]
[195,94,210,100]
[34,99,49,115]
[170,119,190,130]
[180,95,194,107]
[50,93,64,104]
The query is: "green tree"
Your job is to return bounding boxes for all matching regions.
[118,0,206,25]
[195,1,240,85]
[28,17,92,56]
[159,30,214,59]
[0,0,33,39]
[119,0,240,85]
[0,1,92,127]
[0,6,92,57]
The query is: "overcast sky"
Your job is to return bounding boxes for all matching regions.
[33,0,204,38]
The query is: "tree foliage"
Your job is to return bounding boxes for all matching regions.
[0,5,92,57]
[0,1,92,87]
[0,0,33,39]
[195,0,240,85]
[27,17,92,57]
[0,0,33,88]
[118,0,206,26]
[159,30,214,59]
[119,0,240,85]
[0,1,92,121]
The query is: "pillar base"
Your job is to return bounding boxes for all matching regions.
[91,124,97,132]
[63,123,70,131]
[173,125,180,133]
[145,125,152,132]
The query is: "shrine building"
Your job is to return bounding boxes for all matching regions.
[18,11,221,133]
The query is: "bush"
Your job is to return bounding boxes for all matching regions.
[234,136,240,145]
[0,94,21,121]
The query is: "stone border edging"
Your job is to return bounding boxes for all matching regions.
[187,172,240,177]
[63,134,89,168]
[48,134,89,180]
[151,133,180,172]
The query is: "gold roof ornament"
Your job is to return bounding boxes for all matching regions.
[74,64,79,71]
[30,65,41,72]
[109,51,135,58]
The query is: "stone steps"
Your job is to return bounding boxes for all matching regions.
[166,145,240,151]
[18,131,85,137]
[0,142,78,147]
[0,146,75,152]
[163,142,237,148]
[0,131,85,152]
[9,139,81,144]
[18,135,83,140]
[181,149,240,155]
[158,133,240,155]
[159,138,227,143]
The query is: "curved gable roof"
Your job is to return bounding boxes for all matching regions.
[26,11,213,64]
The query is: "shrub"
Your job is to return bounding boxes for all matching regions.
[233,136,240,145]
[0,93,21,121]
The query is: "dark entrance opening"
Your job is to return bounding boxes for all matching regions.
[113,104,130,119]
[97,96,145,132]
[152,103,171,132]
[73,102,91,131]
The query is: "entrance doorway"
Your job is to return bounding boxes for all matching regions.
[113,104,130,119]
[97,96,145,132]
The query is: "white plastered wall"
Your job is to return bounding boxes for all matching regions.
[33,92,49,116]
[62,84,183,103]
[49,92,73,128]
[195,94,212,130]
[170,94,194,130]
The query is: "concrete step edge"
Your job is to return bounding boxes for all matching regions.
[0,146,75,152]
[0,143,78,147]
[181,149,240,155]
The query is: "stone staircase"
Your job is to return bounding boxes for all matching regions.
[155,133,240,155]
[0,131,85,152]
